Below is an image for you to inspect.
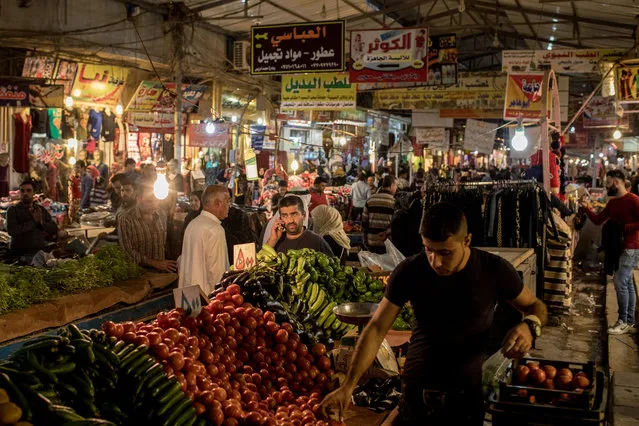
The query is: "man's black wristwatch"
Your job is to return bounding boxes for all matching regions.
[523,316,542,349]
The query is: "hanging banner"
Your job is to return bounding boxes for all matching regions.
[502,49,625,73]
[281,72,356,110]
[464,119,498,154]
[414,127,448,149]
[53,60,79,96]
[127,112,182,132]
[250,125,266,150]
[186,122,230,148]
[0,82,29,106]
[126,81,208,113]
[245,150,258,181]
[426,34,457,86]
[72,63,128,105]
[583,96,627,128]
[251,21,345,75]
[349,28,428,83]
[504,72,546,120]
[616,62,639,104]
[22,56,56,79]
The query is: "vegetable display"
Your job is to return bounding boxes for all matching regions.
[0,246,144,316]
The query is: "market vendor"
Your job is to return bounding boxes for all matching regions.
[309,177,329,213]
[118,184,177,272]
[320,202,548,425]
[266,195,333,256]
[270,180,288,214]
[6,179,59,256]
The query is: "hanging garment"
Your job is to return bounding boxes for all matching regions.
[101,110,116,142]
[76,109,88,141]
[47,108,61,139]
[30,109,48,136]
[88,109,102,140]
[13,111,31,173]
[61,108,78,139]
[0,165,8,197]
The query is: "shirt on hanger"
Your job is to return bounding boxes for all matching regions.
[14,112,31,173]
[47,108,61,139]
[61,108,79,139]
[76,109,88,141]
[101,110,116,142]
[88,109,102,140]
[30,109,48,135]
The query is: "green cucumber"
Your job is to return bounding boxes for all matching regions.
[145,371,170,396]
[308,283,320,307]
[309,290,326,315]
[49,361,76,375]
[172,404,197,426]
[116,343,136,359]
[120,346,148,370]
[151,378,179,398]
[331,317,342,330]
[128,355,156,378]
[0,365,40,384]
[157,389,185,416]
[62,420,118,425]
[161,398,193,425]
[50,405,85,421]
[322,314,337,330]
[93,344,120,367]
[158,381,182,405]
[16,339,59,356]
[134,364,163,397]
[26,351,58,384]
[57,381,78,397]
[112,340,127,353]
[67,324,86,341]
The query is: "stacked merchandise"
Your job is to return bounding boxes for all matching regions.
[543,213,574,311]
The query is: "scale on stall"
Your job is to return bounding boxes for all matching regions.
[332,303,399,378]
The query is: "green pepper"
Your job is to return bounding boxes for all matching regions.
[336,272,346,281]
[392,317,410,331]
[287,257,298,275]
[373,291,384,301]
[296,257,306,275]
[355,281,367,293]
[369,280,384,292]
[317,256,330,270]
[310,269,319,282]
[324,266,334,278]
[344,266,354,276]
[279,252,289,269]
[296,272,311,287]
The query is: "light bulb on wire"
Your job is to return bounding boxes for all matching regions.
[613,129,622,140]
[64,96,74,108]
[492,33,500,48]
[291,159,299,174]
[115,104,123,115]
[511,125,528,152]
[206,122,216,134]
[458,0,465,12]
[154,173,169,200]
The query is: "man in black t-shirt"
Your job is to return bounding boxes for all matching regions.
[319,202,548,425]
[265,195,333,257]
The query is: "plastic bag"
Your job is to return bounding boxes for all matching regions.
[482,350,510,398]
[352,376,402,412]
[358,239,406,271]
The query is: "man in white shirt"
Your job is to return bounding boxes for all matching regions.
[350,173,371,221]
[179,185,231,295]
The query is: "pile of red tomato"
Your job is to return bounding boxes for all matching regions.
[102,284,341,426]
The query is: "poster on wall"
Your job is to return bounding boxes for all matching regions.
[583,96,627,128]
[186,123,230,148]
[251,21,345,75]
[22,56,56,79]
[126,81,208,113]
[281,72,356,110]
[616,63,639,104]
[426,34,457,86]
[464,119,498,154]
[349,28,428,83]
[54,60,78,96]
[504,72,546,120]
[72,63,128,105]
[250,125,266,150]
[414,127,448,149]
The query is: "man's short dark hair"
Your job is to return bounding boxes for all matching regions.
[75,160,86,169]
[122,178,137,190]
[19,179,35,188]
[606,169,626,181]
[111,173,127,185]
[279,195,305,214]
[420,202,468,241]
[358,172,367,181]
[278,180,288,188]
[314,177,328,186]
[125,158,136,167]
[381,175,396,189]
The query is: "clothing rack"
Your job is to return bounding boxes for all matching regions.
[429,179,539,190]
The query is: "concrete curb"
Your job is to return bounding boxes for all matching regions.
[606,275,639,425]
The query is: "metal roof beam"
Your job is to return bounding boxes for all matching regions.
[262,0,312,22]
[472,0,636,31]
[345,0,436,25]
[461,28,581,48]
[191,0,238,14]
[341,0,386,27]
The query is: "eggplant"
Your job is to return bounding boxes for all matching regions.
[232,270,251,287]
[266,300,284,311]
[274,310,290,324]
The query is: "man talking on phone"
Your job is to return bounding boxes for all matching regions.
[266,195,334,256]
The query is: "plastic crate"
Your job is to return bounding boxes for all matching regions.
[500,357,596,409]
[489,370,607,426]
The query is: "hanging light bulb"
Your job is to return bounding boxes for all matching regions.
[67,138,77,151]
[613,129,622,140]
[291,159,299,175]
[115,104,124,115]
[257,117,264,125]
[64,96,74,108]
[231,115,238,123]
[68,157,76,166]
[511,125,528,152]
[458,0,466,12]
[492,33,500,47]
[73,89,81,97]
[206,121,216,134]
[154,173,169,200]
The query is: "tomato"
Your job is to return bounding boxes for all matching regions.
[263,311,276,322]
[153,343,170,359]
[225,326,236,338]
[122,321,136,334]
[243,317,258,329]
[227,284,241,295]
[212,386,228,402]
[297,344,309,357]
[102,321,116,336]
[246,401,260,412]
[188,345,201,360]
[168,352,185,371]
[282,389,295,402]
[208,406,224,426]
[316,373,327,384]
[286,351,298,363]
[185,371,197,387]
[273,329,288,343]
[146,332,161,346]
[311,343,326,358]
[285,339,298,351]
[198,390,215,404]
[210,300,225,314]
[135,335,150,347]
[317,356,331,371]
[162,364,174,376]
[297,358,311,371]
[245,411,263,425]
[164,328,180,343]
[223,305,236,316]
[223,418,240,426]
[216,291,232,302]
[218,313,231,325]
[265,321,279,335]
[231,294,244,307]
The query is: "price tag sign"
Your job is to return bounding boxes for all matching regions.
[173,285,202,317]
[233,243,256,270]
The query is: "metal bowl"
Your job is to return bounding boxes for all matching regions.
[333,302,379,326]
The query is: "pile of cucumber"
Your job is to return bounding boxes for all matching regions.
[0,325,202,426]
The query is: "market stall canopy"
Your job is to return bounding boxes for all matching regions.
[388,140,414,155]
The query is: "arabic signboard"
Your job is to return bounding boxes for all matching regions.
[617,63,639,104]
[22,56,56,79]
[251,21,345,75]
[502,49,625,73]
[186,123,230,148]
[281,72,356,110]
[504,73,546,120]
[233,243,256,270]
[414,127,448,149]
[126,81,208,113]
[0,83,29,106]
[373,72,506,117]
[464,119,498,154]
[251,125,266,150]
[583,96,627,128]
[53,60,78,96]
[426,34,457,86]
[349,28,428,83]
[128,111,180,131]
[72,63,128,105]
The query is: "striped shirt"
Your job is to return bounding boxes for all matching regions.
[362,190,396,249]
[118,206,167,265]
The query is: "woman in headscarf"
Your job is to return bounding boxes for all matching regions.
[311,205,351,263]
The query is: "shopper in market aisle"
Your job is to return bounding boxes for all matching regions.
[7,179,59,257]
[179,185,230,295]
[581,169,639,335]
[266,195,333,256]
[362,175,397,254]
[123,158,139,183]
[74,160,93,210]
[309,176,329,213]
[109,173,126,211]
[311,205,351,262]
[270,180,288,214]
[118,184,177,272]
[320,202,548,426]
[350,172,371,221]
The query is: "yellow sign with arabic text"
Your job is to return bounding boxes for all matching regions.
[281,72,355,110]
[72,63,128,106]
[504,72,547,120]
